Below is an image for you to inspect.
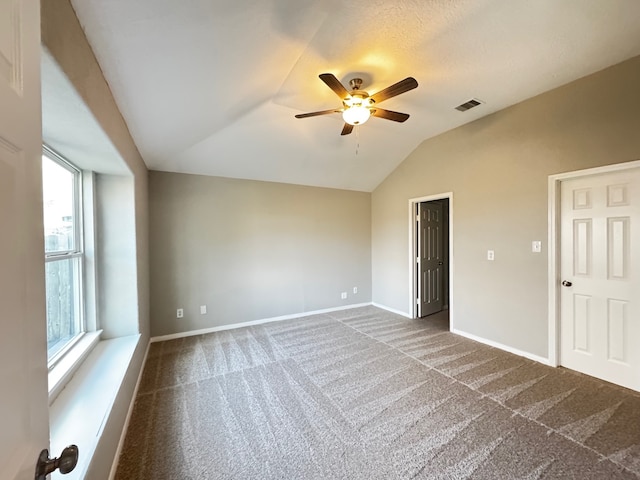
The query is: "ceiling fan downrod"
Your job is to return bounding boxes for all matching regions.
[349,78,363,90]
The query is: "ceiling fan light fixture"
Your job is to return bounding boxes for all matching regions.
[296,73,418,134]
[342,105,371,125]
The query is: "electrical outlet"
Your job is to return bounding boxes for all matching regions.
[353,287,358,294]
[341,292,347,299]
[487,250,495,261]
[200,305,207,315]
[177,308,184,318]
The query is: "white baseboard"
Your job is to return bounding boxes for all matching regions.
[371,302,413,319]
[150,303,373,343]
[107,340,151,480]
[451,328,551,366]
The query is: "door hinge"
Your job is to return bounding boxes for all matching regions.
[416,298,420,305]
[416,214,420,222]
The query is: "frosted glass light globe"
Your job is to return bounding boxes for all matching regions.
[342,105,371,125]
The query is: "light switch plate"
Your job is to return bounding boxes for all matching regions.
[532,241,542,253]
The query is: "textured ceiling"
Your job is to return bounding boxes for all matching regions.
[69,0,640,192]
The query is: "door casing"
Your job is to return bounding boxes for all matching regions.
[547,159,640,367]
[409,192,454,324]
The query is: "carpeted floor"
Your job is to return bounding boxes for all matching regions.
[115,306,640,479]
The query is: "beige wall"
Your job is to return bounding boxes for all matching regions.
[41,2,150,478]
[41,0,150,340]
[96,174,140,338]
[372,55,640,359]
[149,172,371,337]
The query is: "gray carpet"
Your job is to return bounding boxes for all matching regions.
[115,306,640,479]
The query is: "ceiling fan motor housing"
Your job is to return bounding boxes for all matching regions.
[344,78,375,107]
[343,90,372,109]
[342,84,373,125]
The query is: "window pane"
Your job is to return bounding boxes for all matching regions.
[42,155,76,253]
[45,257,82,361]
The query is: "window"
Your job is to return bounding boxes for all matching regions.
[42,148,84,364]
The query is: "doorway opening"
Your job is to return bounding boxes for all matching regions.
[409,193,453,328]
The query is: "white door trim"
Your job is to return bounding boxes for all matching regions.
[408,192,454,326]
[547,159,640,367]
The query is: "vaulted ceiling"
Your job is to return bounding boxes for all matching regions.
[67,0,640,191]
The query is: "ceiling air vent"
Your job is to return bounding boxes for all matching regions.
[455,98,483,112]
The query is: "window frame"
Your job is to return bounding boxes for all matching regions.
[42,145,86,369]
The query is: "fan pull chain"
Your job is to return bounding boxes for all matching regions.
[355,125,360,155]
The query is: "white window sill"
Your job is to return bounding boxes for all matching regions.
[49,335,140,480]
[48,331,102,404]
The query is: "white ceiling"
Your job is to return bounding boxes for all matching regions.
[68,0,640,192]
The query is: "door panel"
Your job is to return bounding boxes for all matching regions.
[418,201,444,317]
[0,0,50,478]
[571,294,590,353]
[572,219,591,276]
[606,299,627,364]
[560,169,640,391]
[607,217,629,279]
[0,0,24,95]
[0,141,30,478]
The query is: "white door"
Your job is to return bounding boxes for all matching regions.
[560,168,640,391]
[418,201,444,317]
[0,1,51,479]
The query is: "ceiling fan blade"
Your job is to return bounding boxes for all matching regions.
[371,108,410,123]
[319,73,349,99]
[370,77,418,104]
[341,123,354,136]
[295,109,341,119]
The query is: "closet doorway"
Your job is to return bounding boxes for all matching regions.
[409,193,452,321]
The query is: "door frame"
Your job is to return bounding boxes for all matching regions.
[409,192,454,324]
[547,159,640,368]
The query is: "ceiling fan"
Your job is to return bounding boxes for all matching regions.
[295,73,418,135]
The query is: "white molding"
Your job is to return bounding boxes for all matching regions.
[108,340,151,480]
[408,193,454,327]
[550,159,640,181]
[547,175,560,367]
[547,160,640,370]
[150,303,373,343]
[371,302,412,318]
[48,331,102,404]
[49,336,140,480]
[452,328,551,366]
